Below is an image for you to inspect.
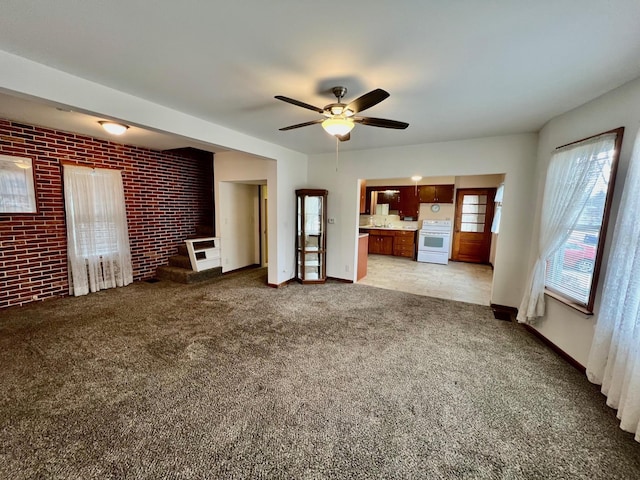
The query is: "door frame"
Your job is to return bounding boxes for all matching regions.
[259,184,268,267]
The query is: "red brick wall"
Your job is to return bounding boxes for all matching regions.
[0,119,213,308]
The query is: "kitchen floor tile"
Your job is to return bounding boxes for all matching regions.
[358,255,493,306]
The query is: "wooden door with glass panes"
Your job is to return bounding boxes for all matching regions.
[295,189,328,284]
[452,188,496,263]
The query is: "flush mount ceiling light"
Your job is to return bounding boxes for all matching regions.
[321,117,355,137]
[411,175,422,194]
[99,121,129,135]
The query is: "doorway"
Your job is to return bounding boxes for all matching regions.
[217,181,265,272]
[452,188,496,263]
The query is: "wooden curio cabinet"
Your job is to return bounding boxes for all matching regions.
[296,189,328,284]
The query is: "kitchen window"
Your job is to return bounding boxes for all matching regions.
[544,127,624,313]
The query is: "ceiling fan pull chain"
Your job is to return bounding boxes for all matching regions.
[336,135,339,172]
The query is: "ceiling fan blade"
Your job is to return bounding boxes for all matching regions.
[275,95,324,113]
[278,119,323,131]
[346,89,390,114]
[355,117,409,129]
[337,132,351,142]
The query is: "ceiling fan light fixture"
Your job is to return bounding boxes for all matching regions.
[328,105,355,117]
[276,86,406,141]
[322,118,354,137]
[99,121,129,135]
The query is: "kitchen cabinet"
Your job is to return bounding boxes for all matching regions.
[376,189,401,211]
[296,189,327,284]
[365,184,454,216]
[367,229,394,255]
[418,184,455,204]
[364,187,373,214]
[393,230,416,258]
[357,234,368,280]
[365,186,418,219]
[397,186,419,220]
[362,228,416,258]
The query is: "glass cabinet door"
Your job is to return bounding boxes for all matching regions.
[295,189,328,284]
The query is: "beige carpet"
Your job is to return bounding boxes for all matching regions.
[1,268,639,479]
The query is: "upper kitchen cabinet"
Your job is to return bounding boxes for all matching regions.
[365,186,418,219]
[376,189,401,211]
[397,186,419,220]
[418,184,455,203]
[364,187,399,214]
[359,180,367,214]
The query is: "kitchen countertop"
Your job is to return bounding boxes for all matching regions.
[359,226,418,231]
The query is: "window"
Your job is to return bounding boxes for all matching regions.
[544,128,624,312]
[461,194,488,232]
[0,155,37,213]
[585,127,640,443]
[63,164,133,296]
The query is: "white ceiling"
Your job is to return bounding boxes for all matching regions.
[1,1,640,155]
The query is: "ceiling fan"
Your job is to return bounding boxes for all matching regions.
[275,86,409,142]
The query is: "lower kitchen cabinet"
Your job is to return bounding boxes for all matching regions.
[393,230,416,258]
[368,230,394,255]
[364,229,416,258]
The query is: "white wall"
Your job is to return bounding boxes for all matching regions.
[457,174,504,189]
[217,182,259,272]
[308,134,538,307]
[527,76,640,366]
[366,176,455,187]
[274,155,309,282]
[214,151,306,286]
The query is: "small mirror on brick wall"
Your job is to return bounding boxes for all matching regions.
[0,155,37,214]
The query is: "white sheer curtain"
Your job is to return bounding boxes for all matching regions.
[517,133,617,323]
[586,128,640,442]
[63,165,133,296]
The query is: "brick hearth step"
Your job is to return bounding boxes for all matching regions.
[168,254,192,270]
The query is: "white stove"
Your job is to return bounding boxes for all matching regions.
[417,219,452,264]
